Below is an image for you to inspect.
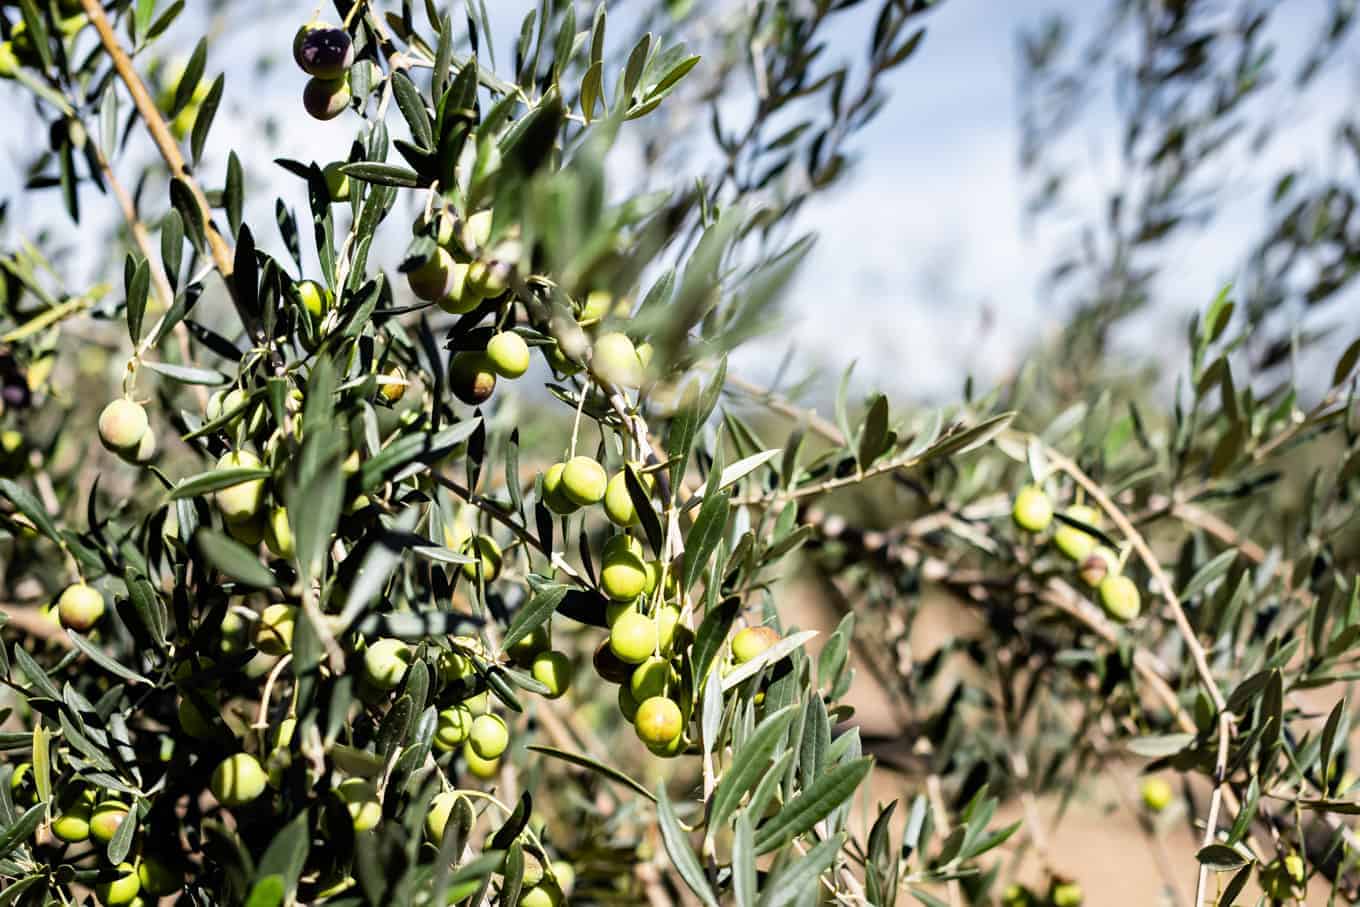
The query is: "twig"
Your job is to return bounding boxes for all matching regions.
[79,0,239,305]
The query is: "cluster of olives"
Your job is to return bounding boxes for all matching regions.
[11,769,184,905]
[1012,485,1141,623]
[97,398,155,464]
[294,20,354,120]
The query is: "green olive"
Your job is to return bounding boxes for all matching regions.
[486,331,531,379]
[590,332,643,388]
[634,696,683,748]
[334,778,381,832]
[1098,574,1141,623]
[601,541,648,602]
[463,741,501,780]
[531,650,572,699]
[468,713,509,760]
[460,535,503,583]
[609,611,656,664]
[94,861,141,906]
[505,623,549,667]
[1054,504,1100,561]
[541,462,580,515]
[214,450,267,523]
[434,705,473,752]
[211,753,267,807]
[254,603,297,655]
[560,456,608,507]
[137,855,183,897]
[323,161,351,202]
[1141,776,1173,812]
[628,656,672,702]
[1012,485,1053,533]
[731,626,779,664]
[362,638,413,692]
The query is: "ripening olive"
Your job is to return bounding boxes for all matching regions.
[1098,574,1141,623]
[254,603,298,656]
[610,611,657,664]
[211,753,267,807]
[98,398,149,456]
[732,626,779,664]
[486,331,531,379]
[1012,485,1053,533]
[468,713,509,760]
[560,456,607,507]
[590,332,643,388]
[334,778,381,832]
[89,799,129,843]
[292,20,327,69]
[214,450,266,523]
[634,696,683,748]
[303,75,351,121]
[594,640,636,684]
[1080,546,1117,588]
[449,351,498,406]
[57,582,105,631]
[296,26,353,79]
[362,638,413,691]
[531,650,572,699]
[1054,503,1100,561]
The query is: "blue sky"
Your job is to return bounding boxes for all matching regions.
[1,1,1354,398]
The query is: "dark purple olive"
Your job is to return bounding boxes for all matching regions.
[297,28,354,80]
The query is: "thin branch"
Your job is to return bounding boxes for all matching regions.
[79,0,237,291]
